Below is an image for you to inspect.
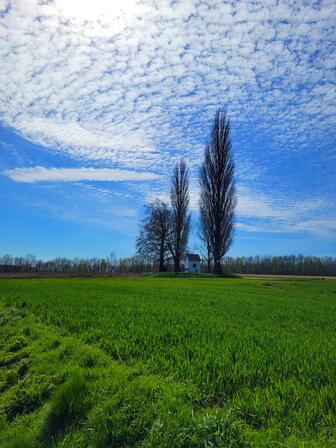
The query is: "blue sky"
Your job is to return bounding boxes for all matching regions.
[0,0,335,259]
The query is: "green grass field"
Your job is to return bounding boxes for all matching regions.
[0,277,335,447]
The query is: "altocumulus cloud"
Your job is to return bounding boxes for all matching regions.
[0,0,335,241]
[0,0,335,170]
[4,167,160,183]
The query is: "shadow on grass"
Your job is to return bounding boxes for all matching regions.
[40,372,89,443]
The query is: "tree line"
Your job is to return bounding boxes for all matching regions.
[223,255,336,276]
[137,108,236,274]
[0,253,150,274]
[1,254,335,276]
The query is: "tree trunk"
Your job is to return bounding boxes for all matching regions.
[159,253,165,272]
[159,240,165,272]
[174,258,180,273]
[213,258,222,274]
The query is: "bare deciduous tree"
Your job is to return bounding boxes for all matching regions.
[168,159,191,272]
[199,108,236,274]
[136,200,170,272]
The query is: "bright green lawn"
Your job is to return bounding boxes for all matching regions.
[0,277,335,447]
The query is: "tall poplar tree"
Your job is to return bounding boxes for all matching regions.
[168,159,191,272]
[199,108,236,274]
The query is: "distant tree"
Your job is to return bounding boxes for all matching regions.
[199,108,236,274]
[109,252,117,272]
[24,253,37,271]
[136,200,170,272]
[168,159,191,272]
[1,254,13,266]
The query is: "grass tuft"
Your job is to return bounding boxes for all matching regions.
[4,381,52,421]
[40,372,89,442]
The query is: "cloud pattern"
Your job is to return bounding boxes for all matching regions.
[0,0,335,244]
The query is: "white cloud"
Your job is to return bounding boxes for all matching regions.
[4,166,160,183]
[15,117,155,155]
[0,0,334,169]
[0,0,335,240]
[237,218,336,238]
[236,184,336,237]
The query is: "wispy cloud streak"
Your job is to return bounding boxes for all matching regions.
[4,166,160,183]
